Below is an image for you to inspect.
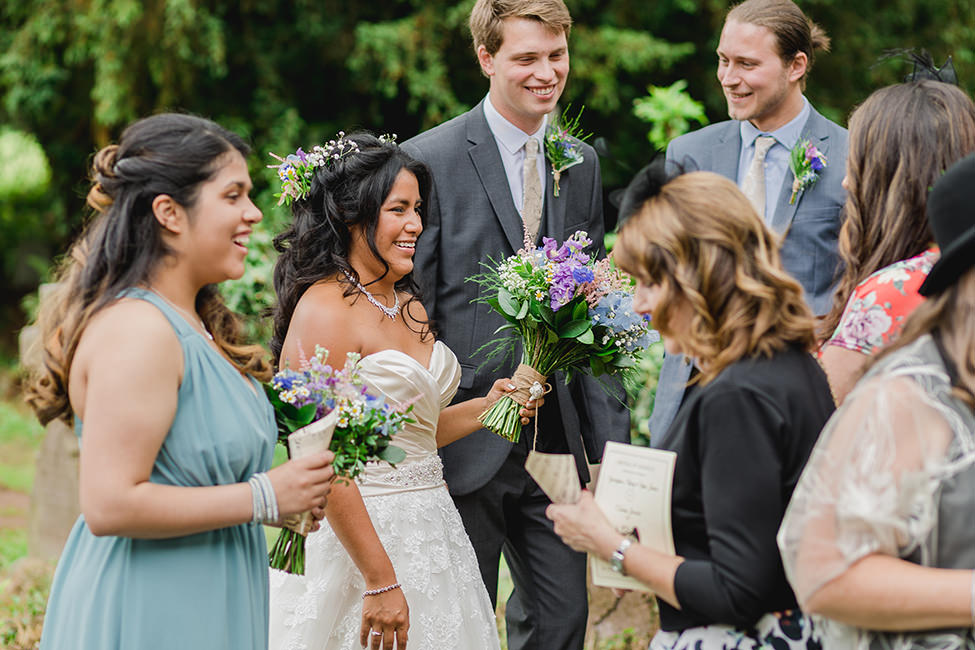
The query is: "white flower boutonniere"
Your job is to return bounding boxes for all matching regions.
[544,106,591,198]
[788,139,827,204]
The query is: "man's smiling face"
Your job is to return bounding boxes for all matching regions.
[479,16,569,134]
[716,19,805,132]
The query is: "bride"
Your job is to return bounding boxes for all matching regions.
[266,132,536,649]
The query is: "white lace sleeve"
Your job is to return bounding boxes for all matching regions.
[778,373,955,605]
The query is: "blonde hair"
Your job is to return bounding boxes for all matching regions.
[25,114,272,426]
[615,171,816,385]
[469,0,572,56]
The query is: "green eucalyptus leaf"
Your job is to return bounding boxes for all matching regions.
[559,319,591,339]
[378,445,407,465]
[575,329,595,345]
[498,288,521,317]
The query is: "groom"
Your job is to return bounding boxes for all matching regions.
[650,0,848,443]
[402,0,629,648]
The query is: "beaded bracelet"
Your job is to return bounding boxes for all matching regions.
[362,583,401,599]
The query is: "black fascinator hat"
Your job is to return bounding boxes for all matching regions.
[616,158,679,230]
[903,49,958,85]
[918,153,975,296]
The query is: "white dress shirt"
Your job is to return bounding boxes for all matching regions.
[482,94,547,219]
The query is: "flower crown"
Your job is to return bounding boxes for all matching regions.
[268,132,398,206]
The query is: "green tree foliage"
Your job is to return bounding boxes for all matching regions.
[2,0,973,345]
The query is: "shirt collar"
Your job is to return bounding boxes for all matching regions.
[739,96,810,150]
[483,94,547,154]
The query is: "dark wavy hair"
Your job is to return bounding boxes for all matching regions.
[270,132,433,364]
[26,113,272,425]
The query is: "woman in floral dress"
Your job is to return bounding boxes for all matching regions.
[818,80,975,403]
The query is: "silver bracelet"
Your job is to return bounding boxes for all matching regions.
[362,582,401,599]
[256,472,279,524]
[257,473,279,523]
[248,475,266,524]
[248,473,279,524]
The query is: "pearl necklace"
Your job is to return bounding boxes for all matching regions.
[150,289,215,340]
[341,269,400,320]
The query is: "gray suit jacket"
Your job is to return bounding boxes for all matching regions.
[649,105,848,444]
[403,101,629,495]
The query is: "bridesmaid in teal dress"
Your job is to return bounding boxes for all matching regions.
[24,114,336,650]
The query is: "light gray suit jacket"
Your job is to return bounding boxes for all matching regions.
[403,101,629,495]
[649,105,848,444]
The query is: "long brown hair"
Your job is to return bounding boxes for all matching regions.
[25,114,272,426]
[869,269,975,410]
[615,171,816,385]
[820,81,975,341]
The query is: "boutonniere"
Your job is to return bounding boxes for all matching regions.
[788,139,827,204]
[544,106,591,197]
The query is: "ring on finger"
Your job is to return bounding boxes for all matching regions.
[370,630,383,637]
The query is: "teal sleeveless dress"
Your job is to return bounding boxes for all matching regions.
[40,288,277,650]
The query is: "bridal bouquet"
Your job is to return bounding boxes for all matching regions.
[264,346,410,574]
[471,231,658,442]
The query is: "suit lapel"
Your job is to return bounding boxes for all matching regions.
[712,122,742,182]
[769,108,831,234]
[467,102,528,253]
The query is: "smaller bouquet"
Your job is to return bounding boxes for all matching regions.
[472,232,659,442]
[788,139,827,204]
[544,106,591,197]
[264,347,410,574]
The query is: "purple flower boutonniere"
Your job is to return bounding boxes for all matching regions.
[544,106,592,198]
[789,139,827,204]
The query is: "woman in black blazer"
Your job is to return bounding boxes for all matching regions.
[547,169,834,650]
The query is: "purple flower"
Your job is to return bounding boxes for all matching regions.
[810,155,825,172]
[295,147,308,163]
[542,237,570,262]
[549,265,578,310]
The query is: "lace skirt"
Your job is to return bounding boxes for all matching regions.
[268,479,501,650]
[649,610,820,650]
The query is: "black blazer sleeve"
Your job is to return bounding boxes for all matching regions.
[672,385,792,625]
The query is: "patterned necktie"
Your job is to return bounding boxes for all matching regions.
[522,137,543,242]
[740,135,776,219]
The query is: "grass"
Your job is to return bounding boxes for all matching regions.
[0,400,43,493]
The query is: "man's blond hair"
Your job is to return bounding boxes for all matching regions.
[469,0,572,56]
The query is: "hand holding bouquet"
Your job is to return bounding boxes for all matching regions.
[472,231,659,442]
[264,347,410,574]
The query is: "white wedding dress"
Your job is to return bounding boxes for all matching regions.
[268,342,501,650]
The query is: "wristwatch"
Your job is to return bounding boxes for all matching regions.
[609,537,633,575]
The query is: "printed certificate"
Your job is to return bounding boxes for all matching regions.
[590,441,677,591]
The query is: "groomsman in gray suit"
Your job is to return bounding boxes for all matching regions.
[650,0,848,442]
[402,0,628,648]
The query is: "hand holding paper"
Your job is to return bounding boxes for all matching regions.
[281,409,338,535]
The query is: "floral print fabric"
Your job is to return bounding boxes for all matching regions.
[649,609,821,650]
[827,248,938,355]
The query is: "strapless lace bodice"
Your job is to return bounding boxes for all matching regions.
[268,340,502,650]
[355,341,461,496]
